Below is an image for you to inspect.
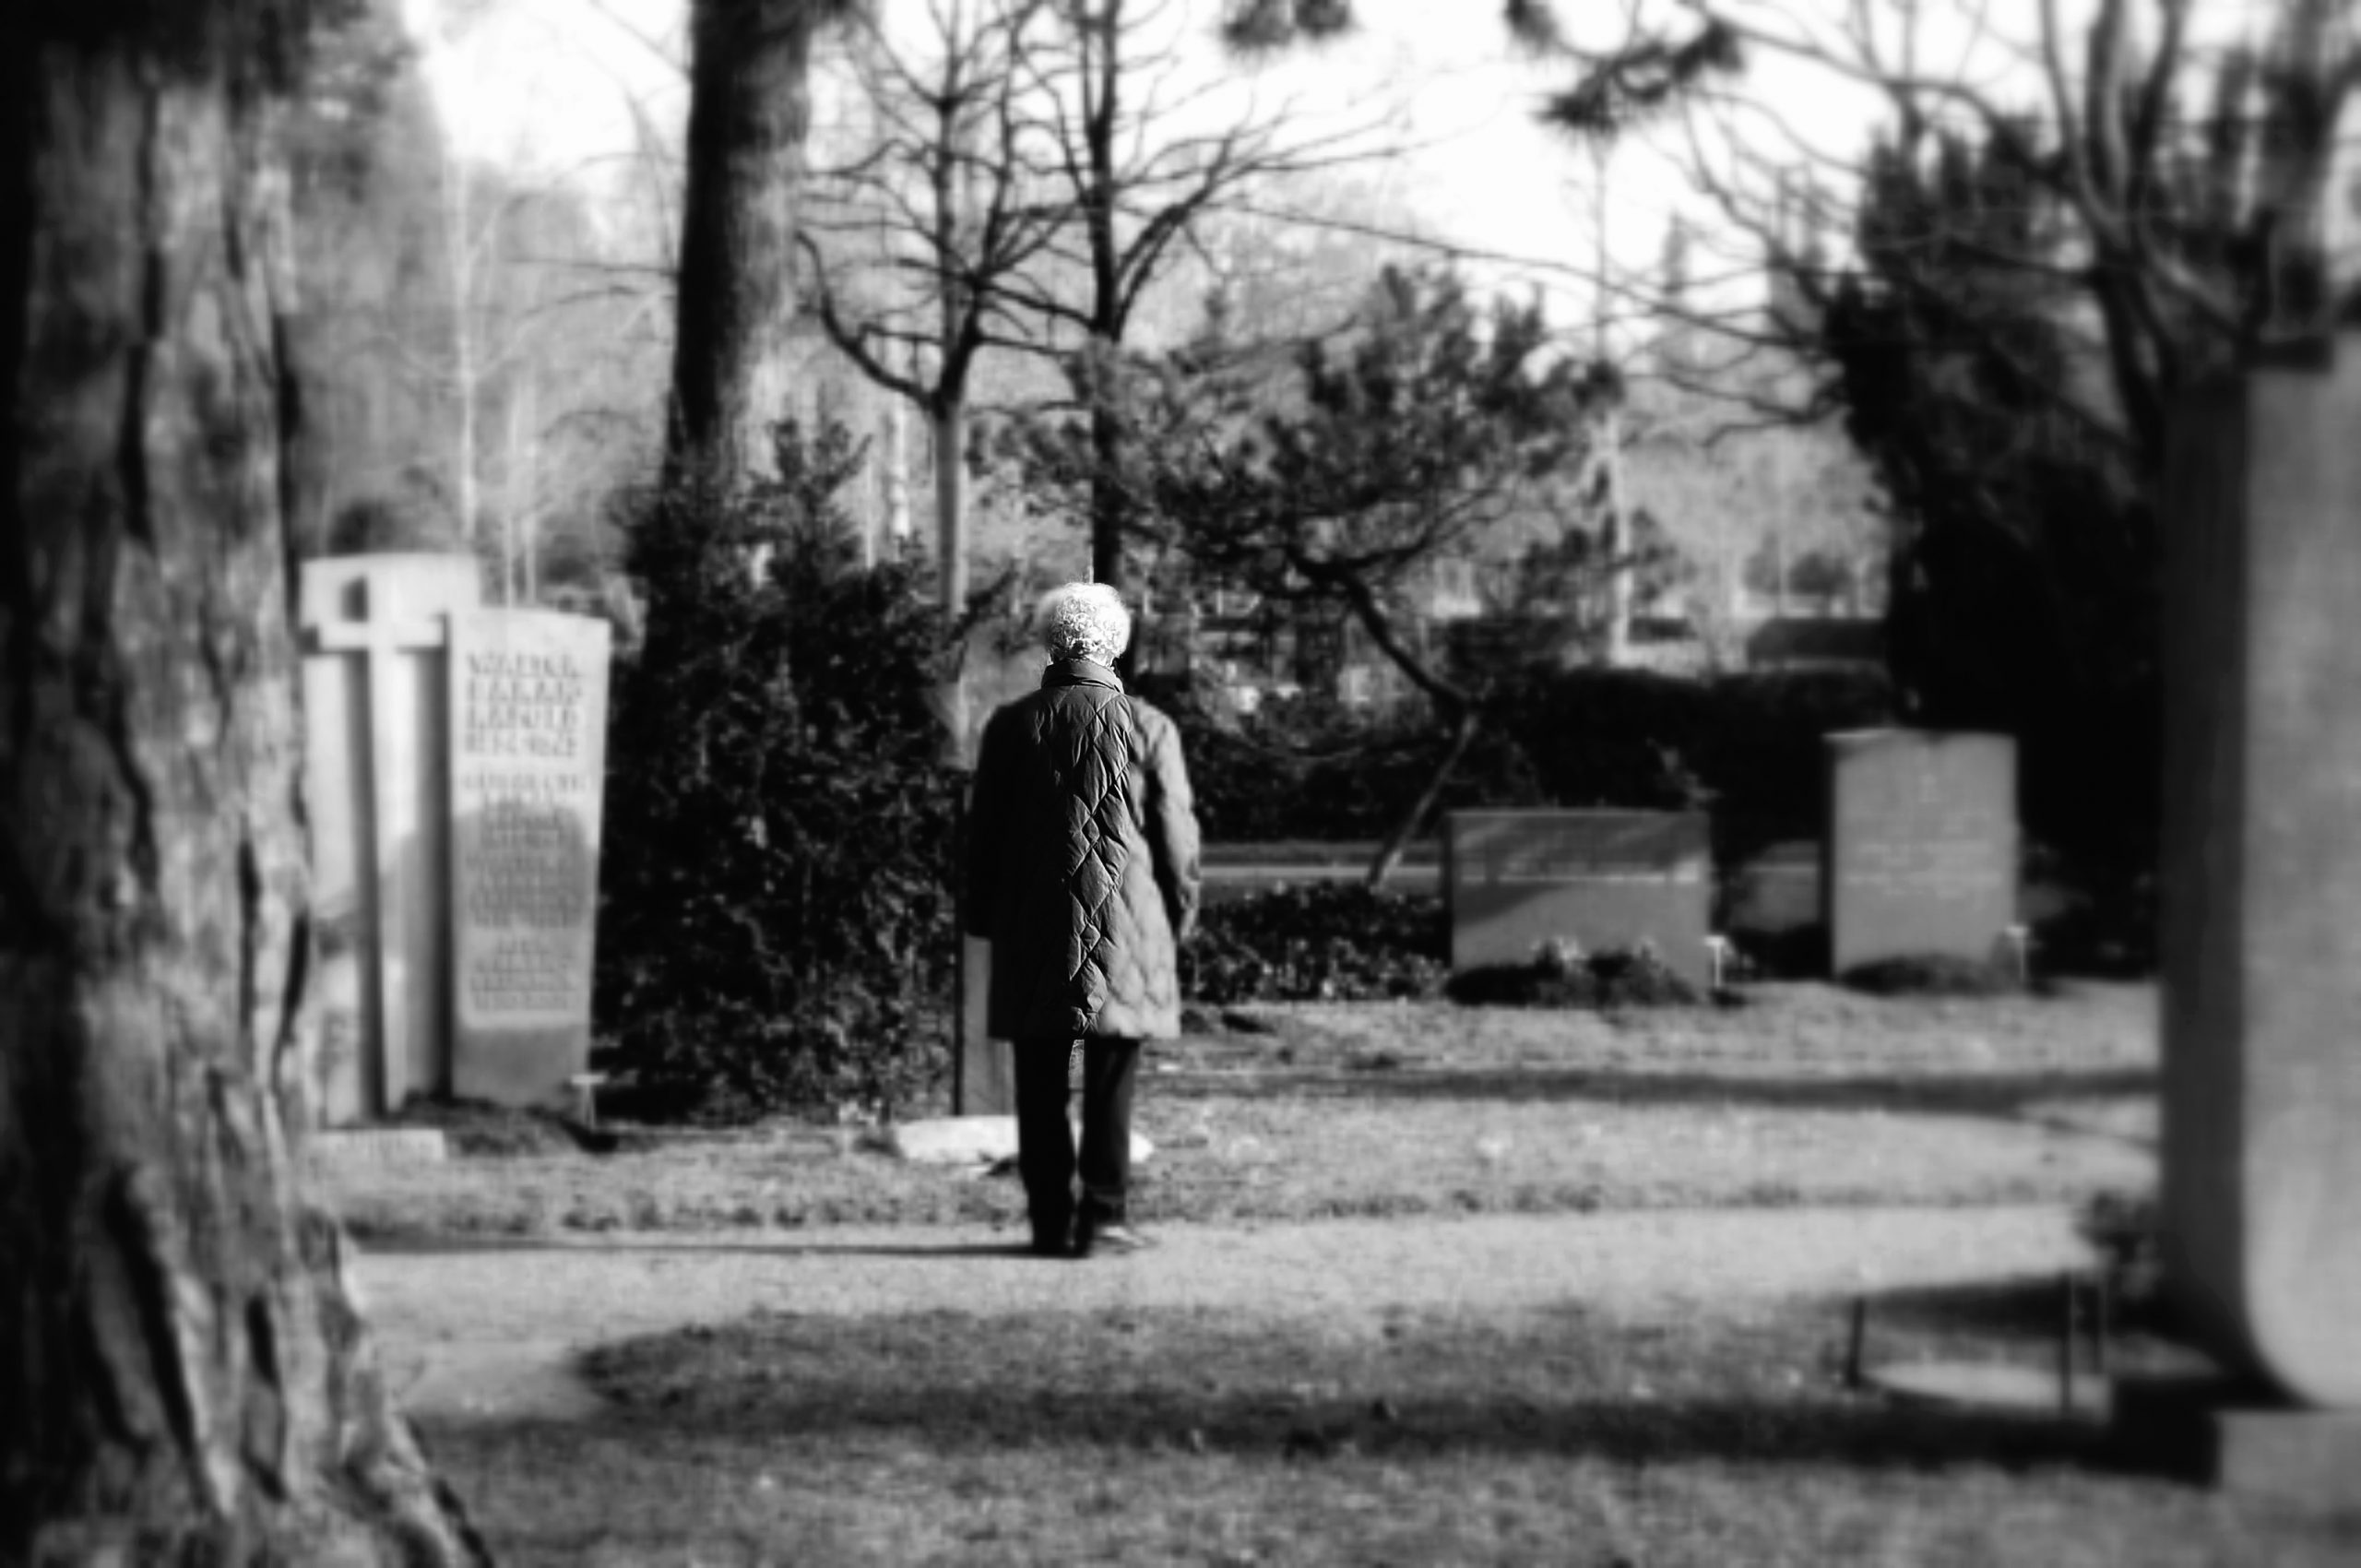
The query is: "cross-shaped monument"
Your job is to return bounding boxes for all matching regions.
[298,554,482,1122]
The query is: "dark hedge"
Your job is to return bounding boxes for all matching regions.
[595,424,959,1124]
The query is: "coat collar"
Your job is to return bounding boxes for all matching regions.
[1042,656,1123,693]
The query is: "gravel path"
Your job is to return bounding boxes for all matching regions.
[357,1204,2094,1423]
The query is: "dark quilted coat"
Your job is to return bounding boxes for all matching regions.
[965,658,1202,1040]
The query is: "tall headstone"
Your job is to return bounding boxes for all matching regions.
[2161,337,2361,1408]
[300,554,482,1122]
[1445,810,1714,991]
[448,609,612,1106]
[299,553,613,1123]
[1824,730,2018,977]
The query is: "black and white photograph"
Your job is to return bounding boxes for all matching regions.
[5,0,2361,1561]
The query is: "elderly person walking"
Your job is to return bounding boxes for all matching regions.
[965,581,1202,1258]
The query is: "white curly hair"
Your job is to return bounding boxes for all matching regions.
[1039,580,1132,664]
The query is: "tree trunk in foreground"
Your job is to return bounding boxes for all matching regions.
[668,0,821,482]
[0,6,484,1562]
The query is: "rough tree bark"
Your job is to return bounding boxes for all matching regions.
[668,0,825,481]
[1,4,485,1562]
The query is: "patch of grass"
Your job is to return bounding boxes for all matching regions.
[319,984,2161,1240]
[318,1132,1030,1241]
[1130,1091,2151,1224]
[427,1292,2354,1567]
[386,1098,613,1158]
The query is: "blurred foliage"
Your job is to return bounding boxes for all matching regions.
[287,0,658,589]
[1171,687,1547,843]
[1821,125,2157,911]
[1187,888,1694,1009]
[1173,666,1892,858]
[1001,266,1605,860]
[596,422,959,1124]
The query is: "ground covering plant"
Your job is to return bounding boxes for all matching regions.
[1842,953,2024,997]
[1444,938,1702,1007]
[597,422,959,1124]
[1187,884,1449,1004]
[1188,888,1705,1008]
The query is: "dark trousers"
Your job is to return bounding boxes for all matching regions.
[1012,1035,1140,1242]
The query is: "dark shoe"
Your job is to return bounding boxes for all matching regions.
[1028,1222,1071,1258]
[1073,1219,1152,1257]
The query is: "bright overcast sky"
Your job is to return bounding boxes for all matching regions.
[409,0,1925,326]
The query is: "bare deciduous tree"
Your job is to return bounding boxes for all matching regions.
[670,0,866,481]
[801,0,1071,619]
[1013,0,1390,590]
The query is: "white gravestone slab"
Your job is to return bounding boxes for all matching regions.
[2162,339,2361,1409]
[448,609,611,1108]
[300,554,481,1123]
[1445,811,1715,991]
[1824,730,2019,977]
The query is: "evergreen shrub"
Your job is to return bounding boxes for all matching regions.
[595,423,959,1123]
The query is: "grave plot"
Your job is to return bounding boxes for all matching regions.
[1823,730,2019,980]
[1444,810,1714,992]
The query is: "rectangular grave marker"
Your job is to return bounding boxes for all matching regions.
[1445,810,1714,991]
[946,683,1014,1119]
[955,935,1014,1116]
[1824,730,2018,977]
[449,608,611,1108]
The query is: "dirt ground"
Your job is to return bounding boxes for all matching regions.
[349,984,2153,1431]
[358,1204,2096,1425]
[332,986,2361,1565]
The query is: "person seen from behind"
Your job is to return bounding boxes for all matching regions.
[964,581,1202,1258]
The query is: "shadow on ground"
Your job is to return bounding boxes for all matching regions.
[535,1285,2216,1482]
[1159,1064,2155,1125]
[406,1277,2361,1568]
